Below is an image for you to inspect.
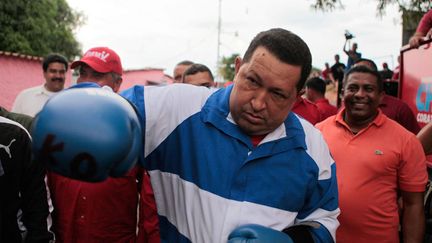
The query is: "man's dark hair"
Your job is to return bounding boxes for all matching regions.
[42,53,68,72]
[176,60,194,66]
[354,58,378,71]
[306,77,326,95]
[182,63,214,82]
[344,65,383,92]
[242,28,312,92]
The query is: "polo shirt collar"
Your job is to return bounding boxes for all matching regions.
[335,107,385,131]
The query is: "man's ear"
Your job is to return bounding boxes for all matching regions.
[298,88,305,97]
[234,56,242,75]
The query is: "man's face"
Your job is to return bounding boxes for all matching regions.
[343,72,383,123]
[183,71,214,88]
[229,47,300,135]
[44,62,66,92]
[77,64,121,92]
[173,64,191,83]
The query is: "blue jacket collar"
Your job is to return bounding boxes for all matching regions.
[200,85,307,154]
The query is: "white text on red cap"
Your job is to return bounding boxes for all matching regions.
[84,51,110,63]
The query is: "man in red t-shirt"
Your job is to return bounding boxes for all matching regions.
[321,62,332,84]
[47,47,160,243]
[409,10,432,48]
[379,94,421,134]
[305,77,337,120]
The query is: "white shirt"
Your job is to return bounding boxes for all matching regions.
[12,85,57,117]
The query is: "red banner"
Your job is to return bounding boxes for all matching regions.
[400,39,432,128]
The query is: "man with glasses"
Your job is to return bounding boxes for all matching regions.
[12,53,68,117]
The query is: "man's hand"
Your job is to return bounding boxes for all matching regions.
[409,35,423,48]
[409,31,429,48]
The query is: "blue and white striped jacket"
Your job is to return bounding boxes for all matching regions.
[121,84,339,243]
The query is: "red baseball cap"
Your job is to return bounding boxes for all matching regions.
[71,47,123,75]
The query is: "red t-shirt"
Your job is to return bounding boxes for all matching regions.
[417,9,432,35]
[137,170,161,243]
[321,67,331,81]
[292,97,322,125]
[250,134,266,147]
[48,167,160,243]
[379,94,421,134]
[314,98,338,120]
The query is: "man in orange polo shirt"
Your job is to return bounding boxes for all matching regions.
[316,65,427,243]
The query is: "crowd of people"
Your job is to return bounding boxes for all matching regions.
[1,11,432,243]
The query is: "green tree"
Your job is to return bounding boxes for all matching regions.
[218,53,238,83]
[311,0,432,15]
[0,0,84,61]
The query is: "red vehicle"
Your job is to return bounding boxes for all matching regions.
[399,39,432,241]
[399,38,432,128]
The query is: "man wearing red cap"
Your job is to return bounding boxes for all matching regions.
[47,47,160,243]
[71,47,123,92]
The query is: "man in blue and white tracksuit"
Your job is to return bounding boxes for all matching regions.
[121,28,339,243]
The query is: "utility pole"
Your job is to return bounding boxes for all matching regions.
[216,0,222,82]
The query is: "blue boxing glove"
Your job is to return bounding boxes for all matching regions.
[228,224,294,243]
[32,87,142,182]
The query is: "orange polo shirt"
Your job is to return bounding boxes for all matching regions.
[316,109,428,243]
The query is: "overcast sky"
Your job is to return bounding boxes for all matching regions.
[66,0,403,79]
